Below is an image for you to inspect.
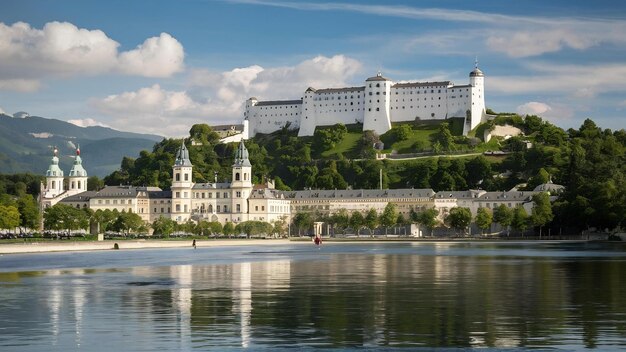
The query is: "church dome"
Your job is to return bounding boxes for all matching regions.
[470,67,484,77]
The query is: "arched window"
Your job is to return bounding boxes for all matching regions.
[209,204,213,212]
[52,181,56,189]
[235,172,240,181]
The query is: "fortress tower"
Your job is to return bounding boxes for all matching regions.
[466,62,486,134]
[362,72,392,135]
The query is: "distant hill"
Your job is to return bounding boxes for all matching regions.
[0,113,163,177]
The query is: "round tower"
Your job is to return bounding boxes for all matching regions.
[363,72,392,135]
[467,60,486,134]
[68,145,88,195]
[45,147,65,198]
[171,141,194,223]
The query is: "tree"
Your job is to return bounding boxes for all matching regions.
[531,192,554,238]
[87,176,104,191]
[365,208,379,235]
[272,218,287,238]
[433,122,455,152]
[493,204,513,236]
[292,212,313,236]
[414,207,439,237]
[44,204,89,235]
[512,205,529,235]
[445,207,472,235]
[92,209,118,233]
[152,216,176,237]
[0,205,20,230]
[223,222,235,237]
[380,203,398,235]
[16,195,39,231]
[475,207,493,235]
[349,211,365,236]
[111,211,145,235]
[330,209,350,234]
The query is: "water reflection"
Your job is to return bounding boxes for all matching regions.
[0,243,625,351]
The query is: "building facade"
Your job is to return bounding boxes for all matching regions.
[244,64,486,138]
[40,139,560,235]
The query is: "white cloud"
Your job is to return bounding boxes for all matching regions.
[92,55,362,136]
[0,79,41,92]
[0,21,185,90]
[67,118,109,128]
[118,33,184,77]
[231,1,626,58]
[517,102,551,116]
[516,101,573,121]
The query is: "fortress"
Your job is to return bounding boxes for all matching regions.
[243,64,486,138]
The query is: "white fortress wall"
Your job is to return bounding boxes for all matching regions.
[446,85,472,119]
[389,81,452,122]
[246,99,302,136]
[311,87,365,126]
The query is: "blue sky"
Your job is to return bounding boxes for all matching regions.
[1,0,625,136]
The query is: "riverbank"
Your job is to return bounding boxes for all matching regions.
[0,237,614,255]
[0,239,292,254]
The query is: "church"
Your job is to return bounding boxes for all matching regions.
[39,136,559,236]
[40,141,292,227]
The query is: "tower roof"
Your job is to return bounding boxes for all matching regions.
[233,140,251,167]
[69,145,87,177]
[366,72,391,82]
[174,141,193,167]
[470,59,484,77]
[46,147,64,177]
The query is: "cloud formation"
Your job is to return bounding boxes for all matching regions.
[0,21,184,91]
[67,118,109,128]
[517,101,551,116]
[91,55,362,136]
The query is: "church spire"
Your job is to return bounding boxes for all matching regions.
[174,140,193,167]
[233,140,251,167]
[46,146,64,177]
[69,145,87,177]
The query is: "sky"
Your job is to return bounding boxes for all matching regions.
[1,0,625,137]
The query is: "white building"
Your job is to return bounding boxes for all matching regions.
[244,64,486,138]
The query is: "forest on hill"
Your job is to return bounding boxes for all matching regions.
[1,115,624,232]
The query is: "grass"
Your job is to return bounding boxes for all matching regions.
[321,131,362,158]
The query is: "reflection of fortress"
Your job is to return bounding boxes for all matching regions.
[244,64,486,138]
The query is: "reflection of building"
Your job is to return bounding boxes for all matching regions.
[245,64,486,138]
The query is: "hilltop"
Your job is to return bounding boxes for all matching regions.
[0,113,163,177]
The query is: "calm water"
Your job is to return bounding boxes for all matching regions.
[0,241,625,351]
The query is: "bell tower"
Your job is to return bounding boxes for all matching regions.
[171,141,194,223]
[44,147,65,198]
[231,141,253,222]
[68,145,88,195]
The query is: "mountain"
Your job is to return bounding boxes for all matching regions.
[0,113,163,177]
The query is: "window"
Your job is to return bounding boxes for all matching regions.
[236,191,241,197]
[184,173,189,181]
[176,204,181,211]
[236,204,241,212]
[217,205,221,212]
[376,107,380,111]
[175,173,180,181]
[223,192,228,198]
[183,192,188,198]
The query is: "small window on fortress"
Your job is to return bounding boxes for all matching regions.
[369,92,372,96]
[368,108,371,111]
[376,107,380,111]
[376,83,380,87]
